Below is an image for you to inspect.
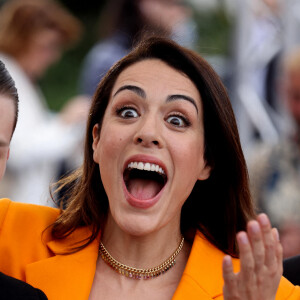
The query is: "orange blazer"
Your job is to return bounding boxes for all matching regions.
[0,198,299,300]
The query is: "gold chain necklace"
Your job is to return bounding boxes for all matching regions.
[99,236,184,280]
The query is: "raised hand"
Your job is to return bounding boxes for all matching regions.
[222,213,283,300]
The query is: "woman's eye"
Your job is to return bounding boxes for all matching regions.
[118,107,139,119]
[166,115,190,127]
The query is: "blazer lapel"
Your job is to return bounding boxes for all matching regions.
[25,227,100,300]
[24,228,241,300]
[173,231,240,299]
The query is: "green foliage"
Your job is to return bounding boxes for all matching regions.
[194,6,233,56]
[39,49,80,111]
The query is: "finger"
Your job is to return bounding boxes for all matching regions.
[222,255,239,299]
[272,228,283,275]
[237,231,255,286]
[247,220,265,272]
[257,214,276,268]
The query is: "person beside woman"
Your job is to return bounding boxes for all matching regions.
[0,61,18,181]
[0,60,48,299]
[0,36,299,299]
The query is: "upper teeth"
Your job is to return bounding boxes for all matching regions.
[127,162,165,175]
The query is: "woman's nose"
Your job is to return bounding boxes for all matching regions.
[135,137,160,146]
[133,115,163,148]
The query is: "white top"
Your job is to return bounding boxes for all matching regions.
[0,53,84,205]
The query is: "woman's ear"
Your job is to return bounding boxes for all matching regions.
[197,162,211,181]
[92,124,100,162]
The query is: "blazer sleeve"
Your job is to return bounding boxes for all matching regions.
[275,276,300,300]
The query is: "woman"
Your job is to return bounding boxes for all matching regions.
[0,37,299,299]
[0,0,89,205]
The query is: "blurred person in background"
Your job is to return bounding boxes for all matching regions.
[79,0,198,97]
[249,47,300,258]
[231,0,284,155]
[0,60,48,299]
[0,0,90,206]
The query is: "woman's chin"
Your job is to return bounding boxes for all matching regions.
[115,213,162,238]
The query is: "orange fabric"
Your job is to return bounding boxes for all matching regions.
[0,198,299,300]
[173,231,300,300]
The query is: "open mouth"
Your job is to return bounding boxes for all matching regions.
[123,162,168,200]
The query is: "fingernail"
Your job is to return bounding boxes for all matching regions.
[250,221,260,234]
[238,232,249,244]
[223,255,231,267]
[274,228,280,241]
[258,213,269,226]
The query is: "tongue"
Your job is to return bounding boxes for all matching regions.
[127,178,162,200]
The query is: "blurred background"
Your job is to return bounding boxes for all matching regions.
[0,0,233,111]
[1,0,300,258]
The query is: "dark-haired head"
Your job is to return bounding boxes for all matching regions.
[0,60,19,136]
[52,36,255,256]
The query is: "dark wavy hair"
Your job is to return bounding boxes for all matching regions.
[0,60,19,136]
[51,36,255,256]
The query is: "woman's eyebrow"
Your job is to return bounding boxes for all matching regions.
[113,85,146,99]
[166,94,199,114]
[113,86,198,114]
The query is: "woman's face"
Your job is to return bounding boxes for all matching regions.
[92,59,210,237]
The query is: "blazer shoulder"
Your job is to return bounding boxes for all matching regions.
[0,198,60,244]
[0,199,60,280]
[0,198,60,228]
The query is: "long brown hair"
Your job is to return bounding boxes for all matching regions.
[52,36,255,256]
